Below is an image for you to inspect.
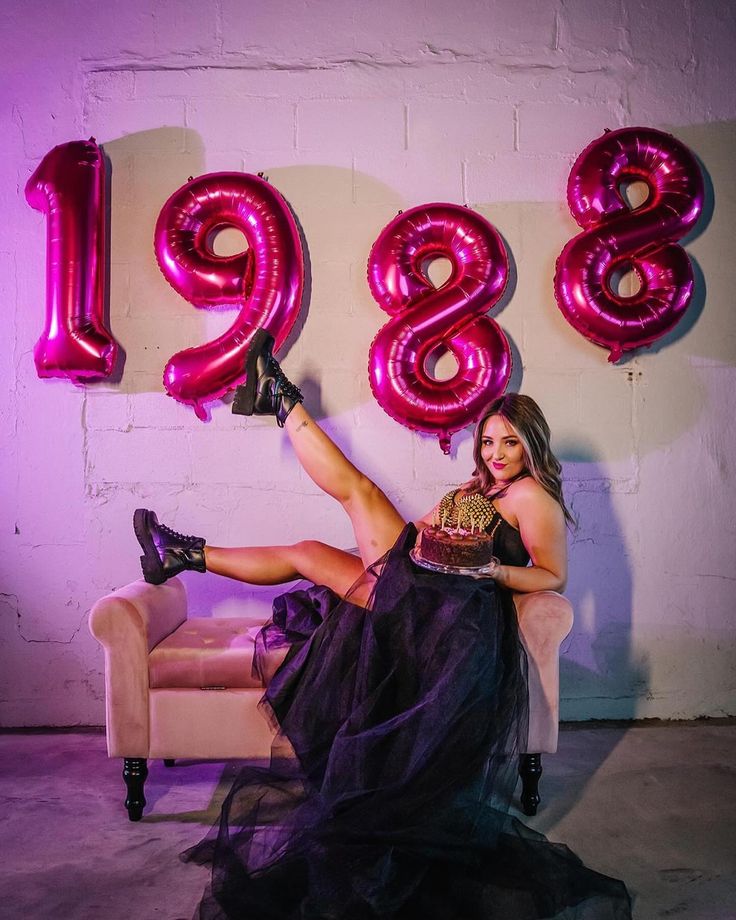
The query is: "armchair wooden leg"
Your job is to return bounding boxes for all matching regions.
[123,757,148,821]
[519,753,542,816]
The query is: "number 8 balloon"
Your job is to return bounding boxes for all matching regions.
[367,204,511,453]
[554,127,704,363]
[154,172,303,419]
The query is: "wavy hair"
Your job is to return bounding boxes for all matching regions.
[467,393,574,527]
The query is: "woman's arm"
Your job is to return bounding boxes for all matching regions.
[493,483,568,593]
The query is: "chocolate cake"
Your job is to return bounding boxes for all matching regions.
[419,526,495,569]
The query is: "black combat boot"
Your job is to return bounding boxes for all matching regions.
[133,509,206,585]
[231,328,303,427]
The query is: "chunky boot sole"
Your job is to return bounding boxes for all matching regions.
[133,509,166,585]
[232,328,272,416]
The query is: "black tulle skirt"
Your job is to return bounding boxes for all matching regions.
[185,525,631,919]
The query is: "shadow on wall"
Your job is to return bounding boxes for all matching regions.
[91,136,409,415]
[101,145,125,385]
[546,441,644,807]
[528,443,648,812]
[97,127,207,394]
[558,446,644,721]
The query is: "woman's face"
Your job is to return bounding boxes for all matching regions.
[480,415,526,483]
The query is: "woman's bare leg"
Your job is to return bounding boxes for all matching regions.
[233,328,406,567]
[205,540,364,600]
[283,404,406,568]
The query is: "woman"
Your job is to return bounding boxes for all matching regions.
[135,330,631,919]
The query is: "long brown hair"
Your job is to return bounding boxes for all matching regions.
[468,393,575,526]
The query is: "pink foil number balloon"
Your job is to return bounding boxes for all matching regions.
[154,173,303,419]
[25,139,118,381]
[554,127,704,362]
[368,204,511,453]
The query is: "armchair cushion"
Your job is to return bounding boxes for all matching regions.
[149,617,265,689]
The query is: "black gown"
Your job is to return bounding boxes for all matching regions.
[185,508,632,919]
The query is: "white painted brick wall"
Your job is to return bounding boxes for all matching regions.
[518,102,623,155]
[1,0,735,726]
[297,99,406,154]
[409,100,514,155]
[187,98,296,154]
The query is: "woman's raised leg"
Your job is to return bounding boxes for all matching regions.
[233,329,406,568]
[283,405,405,568]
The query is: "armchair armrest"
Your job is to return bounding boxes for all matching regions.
[89,578,188,757]
[514,591,573,754]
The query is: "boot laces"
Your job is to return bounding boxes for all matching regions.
[159,522,196,544]
[274,370,302,402]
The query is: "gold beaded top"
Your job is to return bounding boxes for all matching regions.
[436,489,497,533]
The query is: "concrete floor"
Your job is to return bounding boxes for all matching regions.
[0,722,733,920]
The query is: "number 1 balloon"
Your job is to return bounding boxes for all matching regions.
[25,139,119,381]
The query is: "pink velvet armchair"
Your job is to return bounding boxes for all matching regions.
[89,578,573,821]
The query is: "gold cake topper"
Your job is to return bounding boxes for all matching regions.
[436,490,495,533]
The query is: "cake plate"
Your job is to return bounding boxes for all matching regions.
[409,547,499,578]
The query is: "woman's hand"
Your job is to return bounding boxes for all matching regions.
[469,557,500,580]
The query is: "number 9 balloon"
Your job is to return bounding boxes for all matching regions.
[154,172,303,419]
[367,204,511,454]
[554,127,704,363]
